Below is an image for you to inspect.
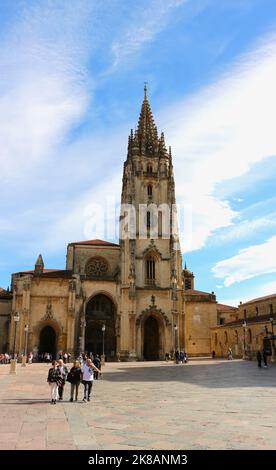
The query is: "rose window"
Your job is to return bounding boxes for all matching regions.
[86,258,108,277]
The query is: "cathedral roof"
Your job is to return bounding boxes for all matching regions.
[186,289,213,296]
[15,269,72,279]
[23,269,63,274]
[69,239,119,247]
[185,289,217,302]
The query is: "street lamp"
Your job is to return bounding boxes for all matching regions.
[21,324,29,367]
[174,324,178,363]
[10,312,20,375]
[80,317,86,355]
[101,324,106,366]
[242,320,247,360]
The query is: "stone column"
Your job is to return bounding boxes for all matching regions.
[128,312,137,359]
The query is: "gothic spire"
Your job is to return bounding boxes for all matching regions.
[136,85,158,156]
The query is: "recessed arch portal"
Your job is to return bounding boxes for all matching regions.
[143,316,160,360]
[39,326,57,358]
[85,294,116,360]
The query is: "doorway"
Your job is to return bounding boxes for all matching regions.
[144,316,159,360]
[39,326,57,358]
[85,294,116,360]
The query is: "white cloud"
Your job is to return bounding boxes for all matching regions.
[42,171,122,253]
[0,1,95,181]
[158,33,276,252]
[218,279,276,307]
[110,0,188,70]
[213,215,276,244]
[256,280,276,297]
[212,235,276,287]
[36,32,276,255]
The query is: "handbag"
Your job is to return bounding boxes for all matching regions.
[66,371,74,383]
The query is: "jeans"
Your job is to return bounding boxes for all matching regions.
[70,382,80,400]
[82,380,93,400]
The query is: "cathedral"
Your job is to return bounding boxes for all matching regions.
[6,88,219,361]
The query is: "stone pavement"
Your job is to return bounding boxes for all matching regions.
[0,359,276,450]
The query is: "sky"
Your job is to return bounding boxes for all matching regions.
[1,0,276,307]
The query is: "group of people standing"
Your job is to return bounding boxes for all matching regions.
[47,358,101,404]
[165,351,188,364]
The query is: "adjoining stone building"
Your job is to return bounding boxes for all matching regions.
[6,88,222,360]
[0,288,12,352]
[211,293,276,359]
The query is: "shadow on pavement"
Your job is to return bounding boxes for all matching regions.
[101,360,276,388]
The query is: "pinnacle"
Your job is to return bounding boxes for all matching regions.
[35,254,44,266]
[127,86,169,159]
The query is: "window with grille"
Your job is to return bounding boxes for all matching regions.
[146,257,155,284]
[185,279,191,290]
[147,211,151,229]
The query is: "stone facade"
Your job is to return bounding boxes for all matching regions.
[7,89,225,360]
[211,294,276,359]
[0,288,12,352]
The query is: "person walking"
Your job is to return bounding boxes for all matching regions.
[174,350,180,364]
[57,359,68,400]
[82,358,101,402]
[92,354,101,380]
[68,360,83,402]
[47,360,62,404]
[263,350,268,368]
[257,350,262,368]
[228,348,233,360]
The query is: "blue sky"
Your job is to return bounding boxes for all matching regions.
[1,0,276,306]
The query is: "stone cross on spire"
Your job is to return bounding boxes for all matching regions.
[144,82,148,97]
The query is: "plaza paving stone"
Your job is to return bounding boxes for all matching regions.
[0,359,276,450]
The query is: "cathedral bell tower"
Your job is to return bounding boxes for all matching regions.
[119,86,183,360]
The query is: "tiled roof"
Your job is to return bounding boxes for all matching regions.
[23,269,62,273]
[70,239,119,247]
[217,303,238,312]
[186,289,214,296]
[15,269,72,279]
[0,287,12,299]
[241,293,276,306]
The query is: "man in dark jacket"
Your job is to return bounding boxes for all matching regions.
[93,354,101,379]
[257,350,262,368]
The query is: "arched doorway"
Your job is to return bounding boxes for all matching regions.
[144,316,159,360]
[39,326,57,358]
[85,294,116,360]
